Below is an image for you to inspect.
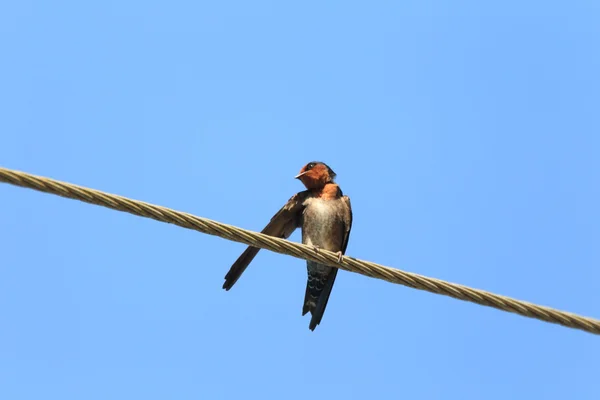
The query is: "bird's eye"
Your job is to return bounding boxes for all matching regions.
[307,162,316,170]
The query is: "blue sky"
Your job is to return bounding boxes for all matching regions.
[1,1,599,399]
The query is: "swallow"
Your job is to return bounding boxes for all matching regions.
[223,161,353,331]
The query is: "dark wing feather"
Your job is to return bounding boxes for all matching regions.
[223,191,309,290]
[340,195,353,255]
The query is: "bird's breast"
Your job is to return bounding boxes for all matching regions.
[301,197,345,252]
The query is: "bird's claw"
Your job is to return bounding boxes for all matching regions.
[313,246,343,263]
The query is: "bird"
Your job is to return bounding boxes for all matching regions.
[222,161,353,331]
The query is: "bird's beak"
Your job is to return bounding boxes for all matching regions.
[294,171,309,179]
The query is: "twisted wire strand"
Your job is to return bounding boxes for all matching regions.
[1,166,598,335]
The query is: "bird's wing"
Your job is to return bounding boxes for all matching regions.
[340,195,353,255]
[223,190,310,290]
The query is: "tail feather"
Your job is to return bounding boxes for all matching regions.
[302,285,313,316]
[302,267,339,331]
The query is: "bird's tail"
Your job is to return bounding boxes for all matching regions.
[223,246,261,290]
[302,266,339,331]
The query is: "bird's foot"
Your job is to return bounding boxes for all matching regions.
[312,245,321,253]
[335,251,343,263]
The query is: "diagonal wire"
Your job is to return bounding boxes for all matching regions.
[1,166,599,335]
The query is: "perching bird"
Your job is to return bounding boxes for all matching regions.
[223,161,353,331]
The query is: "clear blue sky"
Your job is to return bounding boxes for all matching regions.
[1,1,599,399]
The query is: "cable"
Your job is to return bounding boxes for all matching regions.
[1,166,598,335]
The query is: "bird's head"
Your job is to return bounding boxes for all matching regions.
[295,161,336,189]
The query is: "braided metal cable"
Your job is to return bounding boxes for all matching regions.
[1,166,598,335]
